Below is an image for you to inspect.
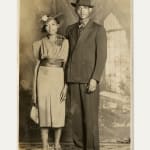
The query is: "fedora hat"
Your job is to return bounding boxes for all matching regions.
[71,0,94,8]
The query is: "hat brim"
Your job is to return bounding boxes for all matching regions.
[54,14,64,27]
[42,13,64,27]
[50,13,63,19]
[71,3,94,8]
[48,13,64,25]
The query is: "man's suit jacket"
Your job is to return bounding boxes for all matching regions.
[66,20,107,83]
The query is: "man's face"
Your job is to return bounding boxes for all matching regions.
[76,6,92,20]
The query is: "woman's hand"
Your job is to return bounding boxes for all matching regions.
[60,84,68,102]
[32,100,38,108]
[32,95,37,106]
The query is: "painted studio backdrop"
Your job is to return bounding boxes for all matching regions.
[19,0,132,143]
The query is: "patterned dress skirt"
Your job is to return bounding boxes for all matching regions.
[37,66,65,127]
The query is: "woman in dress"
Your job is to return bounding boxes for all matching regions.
[32,14,69,150]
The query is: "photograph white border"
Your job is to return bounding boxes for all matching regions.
[0,0,150,150]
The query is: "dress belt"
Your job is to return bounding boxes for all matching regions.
[40,58,64,68]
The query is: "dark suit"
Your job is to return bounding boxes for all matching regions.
[66,20,107,150]
[66,20,107,83]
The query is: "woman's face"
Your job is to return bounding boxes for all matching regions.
[45,19,59,35]
[76,6,92,20]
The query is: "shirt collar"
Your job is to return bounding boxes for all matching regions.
[79,18,90,28]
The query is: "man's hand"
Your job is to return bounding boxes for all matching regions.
[87,79,97,93]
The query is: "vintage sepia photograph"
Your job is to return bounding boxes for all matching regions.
[19,0,132,150]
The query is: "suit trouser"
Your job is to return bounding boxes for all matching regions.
[68,83,99,150]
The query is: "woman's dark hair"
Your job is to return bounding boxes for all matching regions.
[41,24,47,33]
[41,18,60,33]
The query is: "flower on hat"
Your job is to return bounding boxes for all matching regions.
[41,15,48,22]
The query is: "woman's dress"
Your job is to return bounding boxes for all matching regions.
[32,35,69,127]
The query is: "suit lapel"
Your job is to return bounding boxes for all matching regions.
[69,23,79,55]
[72,23,79,47]
[75,20,93,50]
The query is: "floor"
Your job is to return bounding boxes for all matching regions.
[19,143,130,150]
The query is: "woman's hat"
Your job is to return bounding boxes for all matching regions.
[41,13,63,24]
[71,0,94,8]
[40,13,64,32]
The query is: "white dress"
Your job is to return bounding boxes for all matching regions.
[32,35,69,127]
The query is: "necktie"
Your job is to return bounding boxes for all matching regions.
[78,23,85,36]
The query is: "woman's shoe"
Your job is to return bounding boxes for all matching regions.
[54,144,62,150]
[48,144,55,150]
[42,144,53,150]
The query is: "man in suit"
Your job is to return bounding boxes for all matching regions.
[66,0,107,149]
